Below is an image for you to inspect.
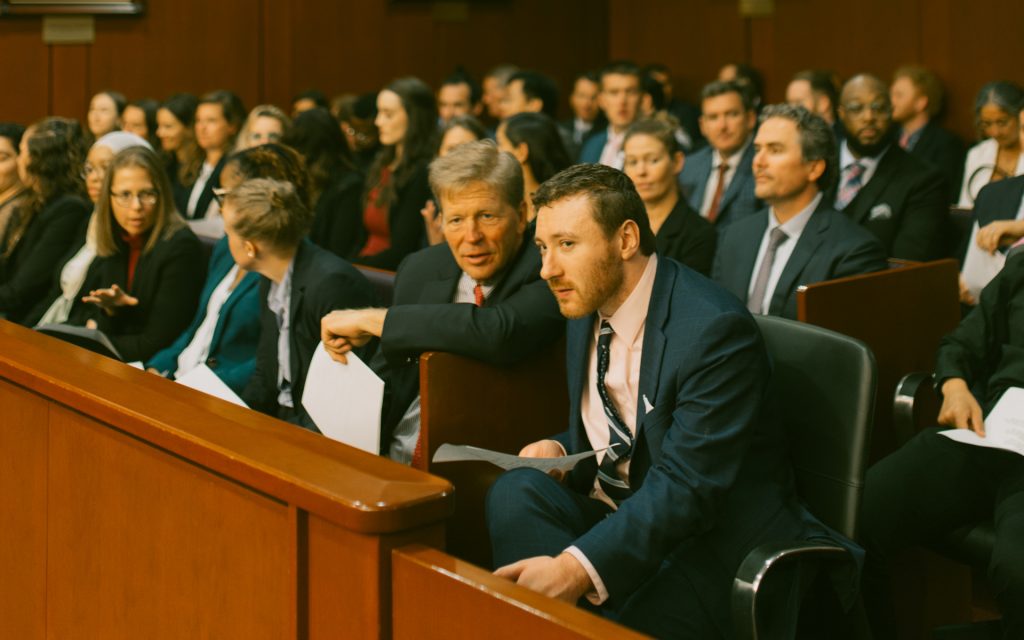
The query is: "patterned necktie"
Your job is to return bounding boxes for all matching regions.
[473,283,485,307]
[835,162,866,210]
[707,161,730,223]
[747,227,790,315]
[595,320,634,504]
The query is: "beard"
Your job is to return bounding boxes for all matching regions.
[845,124,897,158]
[549,249,625,320]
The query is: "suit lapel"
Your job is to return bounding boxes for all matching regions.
[717,144,754,213]
[767,208,827,315]
[420,251,462,303]
[566,316,593,450]
[733,211,769,295]
[209,272,258,351]
[689,150,712,207]
[635,258,673,433]
[845,147,899,223]
[287,242,311,381]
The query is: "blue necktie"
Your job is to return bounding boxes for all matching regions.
[595,320,634,504]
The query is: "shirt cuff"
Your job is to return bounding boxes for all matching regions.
[564,546,608,605]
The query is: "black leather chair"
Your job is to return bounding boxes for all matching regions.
[732,316,876,639]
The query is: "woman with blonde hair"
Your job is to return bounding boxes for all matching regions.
[83,146,206,361]
[234,104,292,152]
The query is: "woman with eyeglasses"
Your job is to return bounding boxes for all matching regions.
[82,146,206,362]
[224,178,375,430]
[25,132,152,328]
[354,77,436,270]
[234,105,292,152]
[157,93,203,217]
[146,144,309,394]
[0,118,91,323]
[958,81,1024,207]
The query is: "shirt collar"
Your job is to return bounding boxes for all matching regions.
[712,135,753,169]
[840,140,888,171]
[598,253,658,346]
[268,260,295,313]
[769,192,822,237]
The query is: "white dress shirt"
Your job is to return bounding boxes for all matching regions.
[267,262,295,409]
[746,193,822,314]
[839,142,887,190]
[174,265,240,377]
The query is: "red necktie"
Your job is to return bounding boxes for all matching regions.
[410,283,486,469]
[707,161,729,223]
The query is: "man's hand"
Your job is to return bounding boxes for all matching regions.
[82,284,139,316]
[938,377,985,436]
[493,553,593,603]
[976,219,1024,254]
[519,439,567,480]
[320,308,387,364]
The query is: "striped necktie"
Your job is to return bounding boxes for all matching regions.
[835,162,866,210]
[595,320,634,504]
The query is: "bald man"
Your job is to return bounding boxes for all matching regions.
[832,74,949,261]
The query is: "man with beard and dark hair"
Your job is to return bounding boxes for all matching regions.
[832,74,949,261]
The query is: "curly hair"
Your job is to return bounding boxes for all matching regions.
[223,143,311,211]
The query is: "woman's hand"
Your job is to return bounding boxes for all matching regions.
[421,200,445,247]
[976,219,1024,254]
[82,284,139,316]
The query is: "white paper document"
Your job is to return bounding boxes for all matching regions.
[939,387,1024,457]
[961,223,1006,301]
[432,443,605,473]
[175,364,248,408]
[301,343,383,454]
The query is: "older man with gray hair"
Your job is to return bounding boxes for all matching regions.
[713,104,887,319]
[321,140,564,464]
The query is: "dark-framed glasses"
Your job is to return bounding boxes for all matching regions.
[110,189,159,207]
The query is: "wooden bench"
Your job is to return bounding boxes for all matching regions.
[391,546,649,640]
[796,259,961,461]
[0,320,452,639]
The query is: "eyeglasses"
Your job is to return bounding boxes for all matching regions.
[110,189,159,206]
[81,163,108,179]
[843,102,891,116]
[212,187,228,206]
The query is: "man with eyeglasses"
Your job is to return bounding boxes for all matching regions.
[833,74,949,261]
[320,140,564,464]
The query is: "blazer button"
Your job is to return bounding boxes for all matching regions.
[206,357,218,368]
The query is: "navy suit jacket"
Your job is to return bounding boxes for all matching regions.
[678,143,761,231]
[713,201,888,319]
[552,257,840,629]
[146,237,262,394]
[973,174,1024,228]
[578,129,608,164]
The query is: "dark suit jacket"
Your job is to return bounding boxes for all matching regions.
[906,120,964,204]
[578,129,608,164]
[353,162,431,270]
[834,144,949,261]
[654,197,716,276]
[242,240,376,428]
[90,225,207,362]
[374,230,565,449]
[973,174,1024,229]
[310,168,364,260]
[678,143,761,231]
[185,155,228,220]
[146,237,262,394]
[0,194,91,323]
[713,201,888,319]
[552,257,842,629]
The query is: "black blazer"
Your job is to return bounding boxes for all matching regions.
[242,240,376,428]
[309,169,364,260]
[0,194,91,323]
[354,162,431,270]
[91,225,207,362]
[833,144,949,261]
[373,230,565,450]
[907,120,964,204]
[22,226,104,328]
[973,174,1024,228]
[184,154,228,220]
[654,196,716,276]
[713,201,888,319]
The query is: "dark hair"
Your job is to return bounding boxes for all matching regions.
[125,98,160,146]
[292,89,329,111]
[624,116,682,157]
[366,76,438,207]
[641,73,666,112]
[159,93,202,188]
[224,143,312,211]
[501,113,572,184]
[574,70,600,86]
[792,69,840,120]
[641,63,670,76]
[0,122,26,149]
[533,163,655,256]
[197,89,247,150]
[508,71,559,119]
[723,63,764,107]
[973,81,1024,118]
[439,114,488,151]
[282,107,355,205]
[701,80,756,113]
[94,90,127,115]
[892,66,944,118]
[599,60,642,85]
[759,103,839,192]
[441,67,482,106]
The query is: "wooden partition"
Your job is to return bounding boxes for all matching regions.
[0,320,453,639]
[391,546,649,640]
[796,259,961,461]
[419,341,568,566]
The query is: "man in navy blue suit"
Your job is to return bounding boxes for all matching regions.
[577,61,642,169]
[487,163,844,638]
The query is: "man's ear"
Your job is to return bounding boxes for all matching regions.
[619,220,642,260]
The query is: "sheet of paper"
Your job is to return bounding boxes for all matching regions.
[939,387,1024,457]
[301,343,383,454]
[961,223,1006,301]
[127,361,144,370]
[175,363,248,408]
[432,443,605,473]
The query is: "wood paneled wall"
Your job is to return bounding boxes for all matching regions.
[609,0,1024,143]
[0,0,608,125]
